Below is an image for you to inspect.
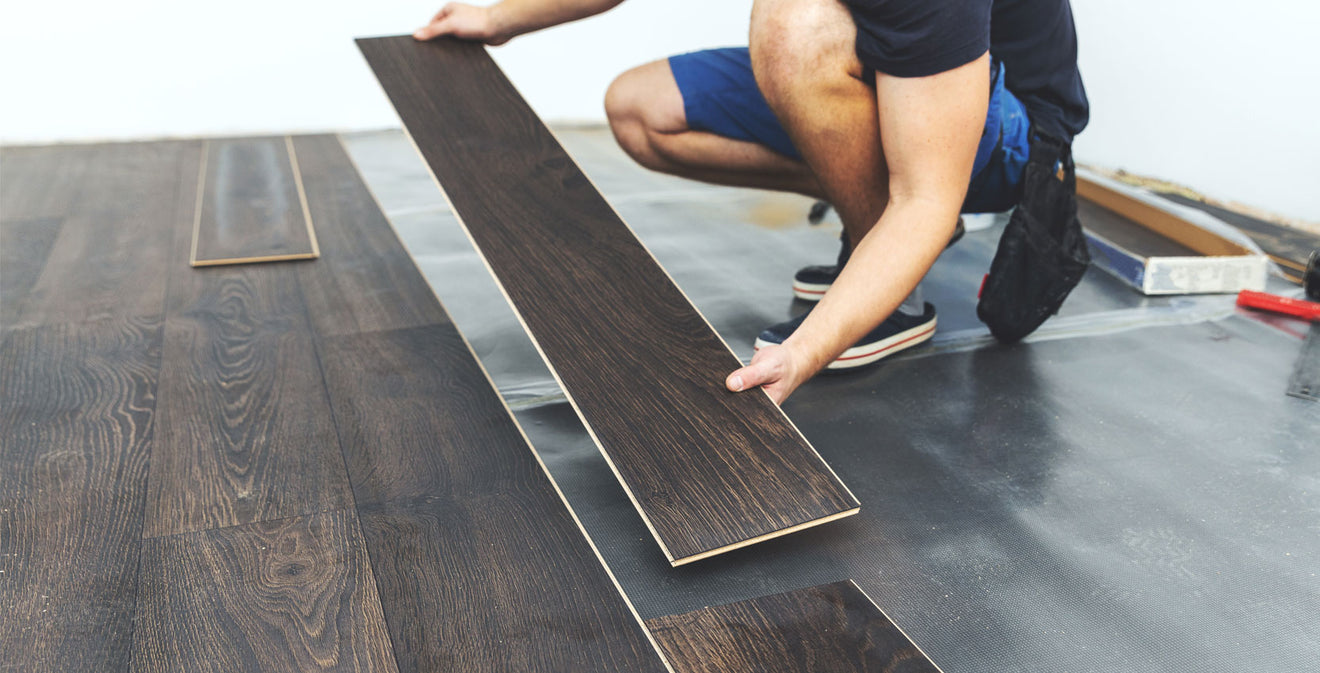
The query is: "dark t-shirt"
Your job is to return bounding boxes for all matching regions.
[844,0,1089,142]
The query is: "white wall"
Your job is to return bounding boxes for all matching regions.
[1071,0,1320,222]
[0,1,751,142]
[2,1,1315,222]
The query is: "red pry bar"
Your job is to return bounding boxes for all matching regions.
[1237,290,1320,322]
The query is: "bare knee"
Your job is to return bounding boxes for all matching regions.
[604,60,686,169]
[750,0,862,103]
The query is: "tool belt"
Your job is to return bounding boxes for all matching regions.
[977,129,1090,343]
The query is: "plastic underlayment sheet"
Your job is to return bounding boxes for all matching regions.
[344,129,1319,673]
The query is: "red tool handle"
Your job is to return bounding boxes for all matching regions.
[1237,290,1320,321]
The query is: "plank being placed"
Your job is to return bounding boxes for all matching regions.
[190,136,319,267]
[646,581,940,673]
[356,35,858,567]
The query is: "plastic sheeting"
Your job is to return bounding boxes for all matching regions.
[344,129,1319,673]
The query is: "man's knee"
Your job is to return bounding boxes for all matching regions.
[750,0,861,99]
[604,60,685,167]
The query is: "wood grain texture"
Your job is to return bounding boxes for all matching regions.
[0,144,94,221]
[646,581,940,673]
[356,35,858,566]
[320,325,669,673]
[146,262,352,538]
[191,137,318,266]
[130,510,397,673]
[5,141,198,328]
[0,318,163,672]
[0,217,62,328]
[290,135,446,337]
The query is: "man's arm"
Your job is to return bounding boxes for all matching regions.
[414,0,625,44]
[727,53,991,403]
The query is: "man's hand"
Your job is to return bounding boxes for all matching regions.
[726,343,812,405]
[414,3,511,45]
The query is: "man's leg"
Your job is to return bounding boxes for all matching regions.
[605,58,824,198]
[749,0,886,246]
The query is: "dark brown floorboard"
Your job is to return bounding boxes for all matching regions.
[0,317,163,672]
[356,35,858,566]
[646,581,939,673]
[192,137,317,266]
[0,144,95,222]
[145,262,353,538]
[1079,197,1199,258]
[320,325,668,673]
[1,217,62,328]
[291,135,446,337]
[5,141,198,328]
[130,510,397,673]
[145,151,353,538]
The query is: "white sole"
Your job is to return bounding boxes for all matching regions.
[791,280,831,302]
[754,315,936,369]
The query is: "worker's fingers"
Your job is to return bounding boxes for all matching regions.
[727,344,806,405]
[413,4,455,40]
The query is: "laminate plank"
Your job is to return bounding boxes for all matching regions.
[191,137,319,267]
[290,135,447,337]
[7,141,199,328]
[0,317,163,672]
[0,144,94,221]
[319,325,669,673]
[645,581,940,673]
[130,510,397,673]
[356,35,858,567]
[1,217,62,328]
[145,260,352,538]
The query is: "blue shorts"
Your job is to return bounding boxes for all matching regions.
[668,47,1030,213]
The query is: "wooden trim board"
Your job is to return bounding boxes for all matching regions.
[1077,172,1269,295]
[645,580,942,673]
[1077,173,1252,258]
[189,136,320,267]
[356,35,859,566]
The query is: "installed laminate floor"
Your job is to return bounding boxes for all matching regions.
[0,135,669,672]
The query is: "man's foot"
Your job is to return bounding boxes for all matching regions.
[753,303,937,369]
[791,217,967,302]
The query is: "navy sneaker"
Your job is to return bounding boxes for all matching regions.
[792,217,967,302]
[753,303,937,369]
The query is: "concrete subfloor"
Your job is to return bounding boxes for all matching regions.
[343,127,1319,673]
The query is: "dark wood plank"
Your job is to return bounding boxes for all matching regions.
[356,35,858,567]
[130,510,397,673]
[1,217,63,328]
[0,317,163,671]
[6,141,199,329]
[290,134,446,337]
[145,261,353,538]
[191,136,318,266]
[0,144,95,222]
[319,325,669,673]
[646,581,939,673]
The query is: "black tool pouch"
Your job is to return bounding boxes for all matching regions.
[976,129,1090,343]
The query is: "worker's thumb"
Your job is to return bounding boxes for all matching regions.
[726,363,770,393]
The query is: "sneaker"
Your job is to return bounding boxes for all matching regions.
[753,303,937,369]
[792,217,967,302]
